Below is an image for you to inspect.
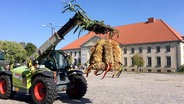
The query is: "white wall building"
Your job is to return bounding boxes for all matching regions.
[61,18,184,72]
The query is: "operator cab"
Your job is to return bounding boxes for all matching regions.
[38,50,69,71]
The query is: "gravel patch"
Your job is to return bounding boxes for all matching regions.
[0,72,184,104]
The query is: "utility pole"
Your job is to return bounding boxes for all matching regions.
[42,22,56,35]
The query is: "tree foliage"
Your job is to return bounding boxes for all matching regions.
[0,41,37,63]
[25,42,37,57]
[68,55,73,65]
[0,40,27,63]
[132,54,144,70]
[178,64,184,72]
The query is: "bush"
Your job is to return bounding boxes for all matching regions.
[178,65,184,72]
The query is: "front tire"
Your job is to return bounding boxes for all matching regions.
[66,75,87,99]
[0,75,15,99]
[31,76,57,104]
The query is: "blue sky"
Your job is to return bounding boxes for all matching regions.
[0,0,184,49]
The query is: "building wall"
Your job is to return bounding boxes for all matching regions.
[64,49,81,66]
[80,36,101,65]
[81,47,90,64]
[64,48,90,66]
[177,42,184,68]
[63,37,101,66]
[122,41,181,72]
[63,39,184,72]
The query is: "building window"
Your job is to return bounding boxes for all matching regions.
[147,47,151,53]
[124,48,127,54]
[166,56,171,67]
[70,52,72,56]
[74,59,77,65]
[131,48,134,54]
[79,51,81,57]
[156,56,161,67]
[139,47,143,53]
[78,58,81,65]
[156,46,160,53]
[147,57,152,67]
[166,45,170,52]
[74,51,77,56]
[131,57,134,66]
[124,57,127,66]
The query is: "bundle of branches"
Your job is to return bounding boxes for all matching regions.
[62,0,122,78]
[110,41,123,78]
[86,39,122,78]
[62,0,119,38]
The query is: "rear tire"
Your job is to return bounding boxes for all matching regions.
[31,76,57,104]
[66,75,87,99]
[0,75,15,99]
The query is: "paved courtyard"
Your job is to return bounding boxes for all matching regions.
[0,72,184,104]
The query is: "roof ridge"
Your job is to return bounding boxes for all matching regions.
[114,21,146,28]
[160,19,183,41]
[61,18,183,50]
[61,32,96,50]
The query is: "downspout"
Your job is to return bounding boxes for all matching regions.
[176,42,179,71]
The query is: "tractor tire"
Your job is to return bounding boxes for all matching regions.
[31,76,57,104]
[0,75,15,99]
[66,75,87,99]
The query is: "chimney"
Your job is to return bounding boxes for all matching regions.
[147,17,155,23]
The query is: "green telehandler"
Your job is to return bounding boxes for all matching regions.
[0,4,117,104]
[0,12,88,104]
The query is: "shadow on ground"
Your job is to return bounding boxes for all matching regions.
[57,93,92,104]
[12,92,34,104]
[9,92,92,104]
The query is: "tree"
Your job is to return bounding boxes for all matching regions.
[132,54,144,72]
[20,42,26,48]
[25,43,37,57]
[68,55,73,65]
[0,41,27,63]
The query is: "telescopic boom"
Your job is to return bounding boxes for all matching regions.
[30,12,88,59]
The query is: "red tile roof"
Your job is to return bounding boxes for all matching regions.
[61,18,183,50]
[62,32,97,50]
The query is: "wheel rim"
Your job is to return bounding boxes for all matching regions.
[0,79,6,94]
[69,79,79,95]
[34,82,46,101]
[69,87,79,95]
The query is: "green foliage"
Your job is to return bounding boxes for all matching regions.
[84,62,87,66]
[132,54,139,66]
[62,0,119,39]
[25,43,37,57]
[0,40,27,63]
[178,64,184,72]
[0,41,37,63]
[132,54,144,69]
[68,55,73,65]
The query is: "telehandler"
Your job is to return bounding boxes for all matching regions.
[0,4,117,104]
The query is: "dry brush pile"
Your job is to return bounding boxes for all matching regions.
[63,1,122,78]
[85,39,123,79]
